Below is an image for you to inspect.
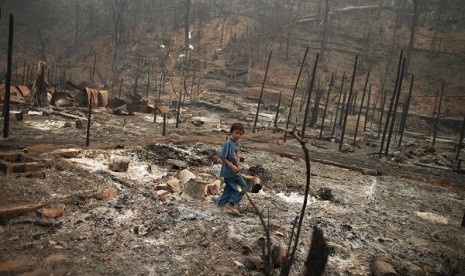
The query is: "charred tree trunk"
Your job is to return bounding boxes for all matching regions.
[184,0,191,52]
[339,56,358,152]
[285,47,309,141]
[398,75,415,147]
[253,50,272,133]
[432,80,445,147]
[353,69,371,147]
[385,57,406,155]
[301,54,319,138]
[319,73,335,139]
[2,14,14,138]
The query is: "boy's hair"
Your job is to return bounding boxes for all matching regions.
[230,122,245,133]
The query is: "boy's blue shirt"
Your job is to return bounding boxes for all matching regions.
[219,136,239,178]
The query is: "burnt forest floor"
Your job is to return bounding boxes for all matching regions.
[1,92,465,275]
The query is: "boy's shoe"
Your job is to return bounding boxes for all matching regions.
[223,203,244,217]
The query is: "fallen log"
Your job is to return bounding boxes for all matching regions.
[0,203,45,219]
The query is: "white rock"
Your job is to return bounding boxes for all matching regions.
[179,169,196,184]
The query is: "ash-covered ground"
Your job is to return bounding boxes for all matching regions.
[1,93,464,275]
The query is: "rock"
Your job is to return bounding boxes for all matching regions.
[191,120,204,127]
[63,122,72,128]
[179,169,196,184]
[340,143,354,153]
[15,113,23,121]
[244,255,264,270]
[165,159,187,170]
[131,225,149,236]
[317,187,334,201]
[419,156,432,164]
[401,261,425,276]
[41,204,65,218]
[0,203,45,219]
[363,169,379,176]
[183,179,207,199]
[93,188,118,200]
[167,178,181,193]
[109,156,130,172]
[155,190,169,201]
[75,119,84,129]
[370,256,398,276]
[207,184,219,196]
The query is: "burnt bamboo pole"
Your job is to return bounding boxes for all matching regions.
[330,72,345,138]
[385,57,406,155]
[176,80,183,129]
[146,62,150,98]
[273,90,283,131]
[118,78,123,98]
[90,54,96,87]
[301,54,319,138]
[310,81,322,127]
[14,60,17,84]
[364,84,372,131]
[319,72,335,139]
[86,96,92,147]
[351,90,358,115]
[339,55,358,152]
[379,50,403,154]
[353,69,371,147]
[163,113,167,136]
[429,89,440,136]
[369,88,379,131]
[2,14,14,138]
[284,46,309,142]
[339,89,348,127]
[26,63,30,85]
[456,116,465,162]
[253,50,273,133]
[398,74,415,147]
[377,90,388,138]
[22,60,26,84]
[432,80,445,147]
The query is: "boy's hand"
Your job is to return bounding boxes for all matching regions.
[231,165,240,174]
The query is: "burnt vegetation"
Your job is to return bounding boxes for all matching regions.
[0,0,465,275]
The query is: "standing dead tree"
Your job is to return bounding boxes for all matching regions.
[405,0,421,77]
[30,61,50,109]
[253,50,273,133]
[2,14,14,138]
[284,46,309,142]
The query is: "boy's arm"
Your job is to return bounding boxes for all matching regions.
[219,156,240,173]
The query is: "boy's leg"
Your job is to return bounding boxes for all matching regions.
[228,175,248,206]
[217,181,233,207]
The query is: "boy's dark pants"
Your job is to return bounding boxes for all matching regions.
[218,175,248,206]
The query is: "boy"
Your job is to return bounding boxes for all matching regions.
[217,123,248,217]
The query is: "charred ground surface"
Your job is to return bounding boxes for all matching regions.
[1,93,464,275]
